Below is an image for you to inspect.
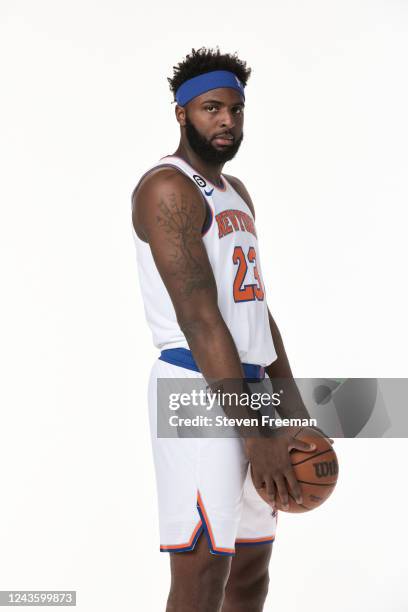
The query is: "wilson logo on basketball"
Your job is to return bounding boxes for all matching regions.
[313,459,338,479]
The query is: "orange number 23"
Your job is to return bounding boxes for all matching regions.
[232,246,265,302]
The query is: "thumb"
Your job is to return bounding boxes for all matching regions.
[291,439,317,453]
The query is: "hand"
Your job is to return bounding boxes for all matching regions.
[244,426,317,510]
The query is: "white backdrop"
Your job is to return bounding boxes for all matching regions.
[0,1,407,610]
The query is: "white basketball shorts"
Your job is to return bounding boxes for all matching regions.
[147,356,278,556]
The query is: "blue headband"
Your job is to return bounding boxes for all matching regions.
[175,70,245,106]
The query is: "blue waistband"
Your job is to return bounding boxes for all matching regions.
[159,348,265,382]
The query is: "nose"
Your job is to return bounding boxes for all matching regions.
[219,108,235,130]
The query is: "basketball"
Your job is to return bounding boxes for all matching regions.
[256,427,339,513]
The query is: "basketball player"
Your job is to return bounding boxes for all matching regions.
[132,48,327,612]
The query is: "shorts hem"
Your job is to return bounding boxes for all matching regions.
[159,490,238,556]
[196,490,236,555]
[235,536,275,547]
[160,522,204,553]
[159,491,276,556]
[160,534,275,554]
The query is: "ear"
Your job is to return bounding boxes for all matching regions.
[175,104,186,127]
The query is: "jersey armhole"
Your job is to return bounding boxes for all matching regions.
[201,199,214,236]
[222,175,255,221]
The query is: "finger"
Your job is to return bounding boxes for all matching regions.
[274,474,290,510]
[251,469,264,491]
[284,467,303,505]
[265,478,276,507]
[290,439,317,453]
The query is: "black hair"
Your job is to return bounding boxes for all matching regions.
[168,47,251,100]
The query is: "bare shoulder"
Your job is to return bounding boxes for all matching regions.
[131,166,218,317]
[131,167,206,242]
[223,174,256,220]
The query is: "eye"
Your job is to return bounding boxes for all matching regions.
[233,106,244,115]
[205,105,218,112]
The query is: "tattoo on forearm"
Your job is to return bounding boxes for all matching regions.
[156,192,216,298]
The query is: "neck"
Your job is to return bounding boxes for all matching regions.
[173,141,225,188]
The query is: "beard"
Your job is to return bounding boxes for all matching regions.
[185,115,243,164]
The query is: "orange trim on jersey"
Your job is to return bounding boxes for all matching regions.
[197,491,236,554]
[235,535,275,544]
[160,520,202,551]
[161,155,227,192]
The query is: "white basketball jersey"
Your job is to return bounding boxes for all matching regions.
[132,155,277,367]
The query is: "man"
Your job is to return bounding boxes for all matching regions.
[132,47,322,612]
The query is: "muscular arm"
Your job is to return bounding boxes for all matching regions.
[265,308,310,420]
[132,169,245,385]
